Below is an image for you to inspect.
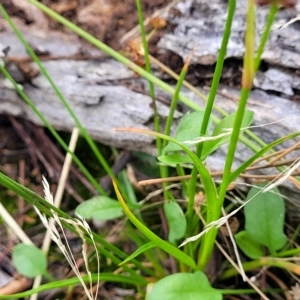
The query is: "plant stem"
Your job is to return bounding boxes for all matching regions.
[219,0,256,205]
[254,3,278,71]
[197,0,255,270]
[278,247,300,257]
[221,257,300,280]
[187,0,236,227]
[163,53,193,148]
[135,0,161,155]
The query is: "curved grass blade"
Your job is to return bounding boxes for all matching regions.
[112,179,197,270]
[119,242,156,265]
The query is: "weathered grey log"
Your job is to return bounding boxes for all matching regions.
[1,12,300,161]
[160,0,300,68]
[1,1,300,155]
[2,57,300,162]
[0,58,182,155]
[0,16,182,154]
[254,67,300,96]
[0,16,103,58]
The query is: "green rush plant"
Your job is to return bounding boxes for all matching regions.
[1,0,300,299]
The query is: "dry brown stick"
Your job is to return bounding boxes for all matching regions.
[253,144,300,166]
[138,138,300,186]
[242,158,296,170]
[253,148,293,165]
[8,53,108,64]
[12,119,84,202]
[269,139,300,166]
[0,277,32,296]
[239,172,300,179]
[264,270,292,300]
[138,165,300,186]
[29,123,85,202]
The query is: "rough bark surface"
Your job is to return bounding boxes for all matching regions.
[160,0,300,68]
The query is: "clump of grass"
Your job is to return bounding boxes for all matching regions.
[0,0,300,299]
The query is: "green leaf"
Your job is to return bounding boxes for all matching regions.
[119,242,156,265]
[148,271,222,300]
[158,154,192,164]
[202,110,254,159]
[163,111,207,153]
[75,196,123,221]
[164,201,187,244]
[244,183,287,254]
[235,230,264,259]
[12,244,47,277]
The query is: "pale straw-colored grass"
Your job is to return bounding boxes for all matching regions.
[34,177,100,300]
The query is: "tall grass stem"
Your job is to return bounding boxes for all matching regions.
[186,0,236,233]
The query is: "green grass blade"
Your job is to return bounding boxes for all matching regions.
[119,241,156,265]
[116,127,218,210]
[119,170,143,222]
[112,179,197,270]
[0,172,68,218]
[187,0,236,225]
[135,0,161,154]
[198,0,255,270]
[254,4,278,71]
[0,273,146,299]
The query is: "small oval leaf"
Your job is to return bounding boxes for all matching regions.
[13,244,47,277]
[235,230,264,259]
[75,196,123,221]
[244,183,287,254]
[148,271,222,300]
[163,111,207,153]
[164,201,187,244]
